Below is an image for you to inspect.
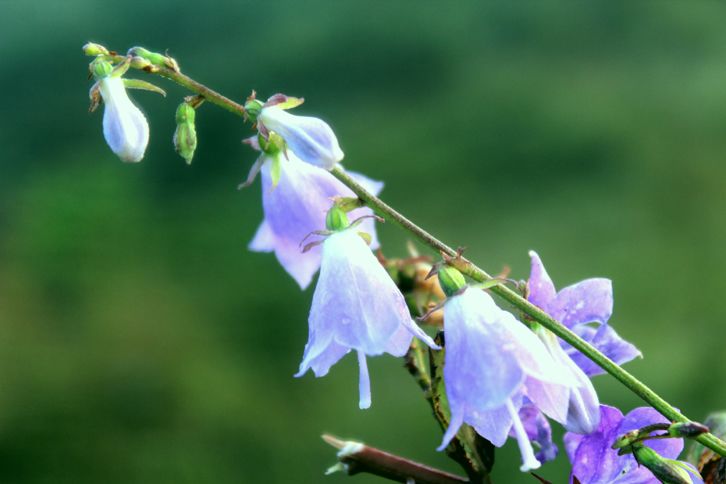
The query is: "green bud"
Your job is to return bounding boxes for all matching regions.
[438,266,466,297]
[90,58,113,79]
[245,99,264,122]
[173,102,197,164]
[127,46,179,71]
[130,56,153,70]
[633,446,694,484]
[83,42,109,56]
[259,132,284,156]
[326,205,350,232]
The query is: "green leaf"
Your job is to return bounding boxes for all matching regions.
[123,79,166,97]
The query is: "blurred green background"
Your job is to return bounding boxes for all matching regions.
[1,1,725,482]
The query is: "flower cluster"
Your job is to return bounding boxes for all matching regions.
[84,46,710,481]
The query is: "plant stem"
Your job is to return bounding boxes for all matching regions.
[124,56,726,458]
[322,434,468,484]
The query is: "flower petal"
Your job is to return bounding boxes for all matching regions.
[527,250,557,309]
[568,323,642,377]
[100,76,149,163]
[549,278,613,328]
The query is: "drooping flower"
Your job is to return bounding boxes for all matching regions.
[565,405,703,484]
[436,267,576,472]
[528,251,641,377]
[250,94,343,170]
[516,402,559,463]
[295,210,438,409]
[93,60,150,163]
[246,138,382,289]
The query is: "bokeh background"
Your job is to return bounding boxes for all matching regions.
[1,1,725,482]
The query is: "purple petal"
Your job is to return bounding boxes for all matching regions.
[467,397,519,447]
[569,323,642,377]
[527,251,557,309]
[357,351,371,409]
[249,155,382,289]
[548,278,613,329]
[568,405,626,484]
[295,339,350,378]
[517,403,558,463]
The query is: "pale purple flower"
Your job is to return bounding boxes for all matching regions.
[438,287,576,471]
[258,105,343,169]
[99,76,149,162]
[528,251,641,377]
[248,152,382,289]
[516,402,559,463]
[295,228,439,409]
[565,405,703,484]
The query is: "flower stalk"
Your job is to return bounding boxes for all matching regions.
[87,44,726,459]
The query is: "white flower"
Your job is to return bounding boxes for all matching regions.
[99,76,149,163]
[258,106,343,170]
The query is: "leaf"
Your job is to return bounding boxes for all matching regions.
[123,78,166,97]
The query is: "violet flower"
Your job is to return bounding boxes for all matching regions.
[248,148,382,289]
[565,405,703,484]
[516,402,559,463]
[257,101,343,170]
[437,273,576,472]
[528,251,641,377]
[296,222,439,409]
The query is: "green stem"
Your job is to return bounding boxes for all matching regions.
[120,55,726,458]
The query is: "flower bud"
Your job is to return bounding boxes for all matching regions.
[668,421,709,438]
[632,445,698,484]
[437,266,466,297]
[258,105,343,170]
[244,99,264,122]
[83,42,109,57]
[325,205,350,232]
[130,56,153,70]
[173,102,197,164]
[91,58,113,79]
[98,76,149,162]
[127,46,179,71]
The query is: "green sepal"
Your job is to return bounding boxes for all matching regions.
[269,154,282,188]
[244,99,264,122]
[438,266,467,297]
[335,197,364,213]
[90,58,113,79]
[123,79,166,97]
[357,231,372,245]
[325,205,350,231]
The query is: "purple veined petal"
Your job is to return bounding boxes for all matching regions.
[384,323,415,357]
[569,323,642,377]
[618,407,683,460]
[249,154,382,289]
[506,399,542,471]
[568,405,627,484]
[295,339,350,378]
[357,351,371,409]
[467,401,515,447]
[258,106,343,169]
[99,76,149,163]
[548,278,613,329]
[516,402,558,463]
[442,289,526,412]
[564,431,584,463]
[524,377,570,426]
[528,250,557,309]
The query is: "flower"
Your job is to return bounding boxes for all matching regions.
[516,402,559,463]
[247,146,383,289]
[295,226,438,409]
[528,251,641,377]
[565,405,703,484]
[98,72,149,163]
[258,103,343,170]
[533,326,601,434]
[437,280,576,472]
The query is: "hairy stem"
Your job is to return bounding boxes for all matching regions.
[121,54,726,458]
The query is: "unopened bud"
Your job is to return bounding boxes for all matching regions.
[91,58,113,79]
[130,56,153,70]
[326,205,350,232]
[668,421,709,438]
[633,446,698,484]
[245,99,264,122]
[259,132,284,156]
[437,266,466,297]
[127,46,179,71]
[83,42,109,57]
[173,102,197,164]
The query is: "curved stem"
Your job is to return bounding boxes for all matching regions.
[120,55,726,458]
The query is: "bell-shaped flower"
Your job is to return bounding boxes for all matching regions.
[295,221,438,409]
[246,139,382,289]
[436,274,576,472]
[565,405,703,484]
[97,71,150,163]
[255,96,343,170]
[533,326,601,434]
[528,251,641,376]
